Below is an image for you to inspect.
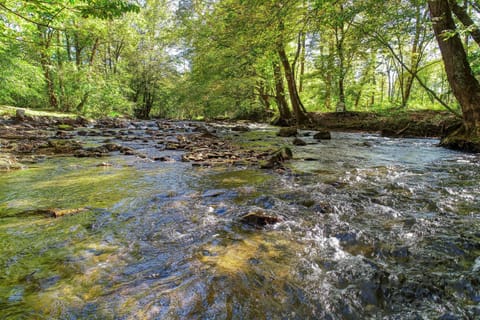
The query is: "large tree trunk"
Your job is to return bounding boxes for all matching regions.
[429,0,480,150]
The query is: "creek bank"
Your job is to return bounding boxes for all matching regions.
[309,110,459,138]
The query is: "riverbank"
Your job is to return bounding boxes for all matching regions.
[0,107,463,171]
[309,110,460,138]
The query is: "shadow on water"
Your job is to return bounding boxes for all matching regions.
[1,125,480,319]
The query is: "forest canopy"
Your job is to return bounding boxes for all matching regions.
[1,0,479,123]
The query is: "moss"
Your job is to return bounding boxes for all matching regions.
[57,124,74,131]
[440,125,480,153]
[0,157,138,216]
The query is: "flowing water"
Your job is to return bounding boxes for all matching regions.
[1,122,479,319]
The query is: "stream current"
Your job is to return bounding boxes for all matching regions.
[1,121,479,319]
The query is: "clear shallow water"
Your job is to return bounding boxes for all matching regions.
[1,126,479,319]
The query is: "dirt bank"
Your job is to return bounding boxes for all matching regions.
[309,110,460,138]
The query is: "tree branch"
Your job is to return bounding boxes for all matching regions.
[0,3,66,31]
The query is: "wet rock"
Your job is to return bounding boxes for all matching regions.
[362,141,373,147]
[48,139,83,153]
[96,162,113,167]
[15,141,37,153]
[202,189,225,198]
[103,143,123,152]
[239,211,282,228]
[313,130,331,140]
[232,125,250,132]
[277,127,297,137]
[154,156,175,162]
[74,149,105,158]
[55,130,73,138]
[0,154,22,170]
[192,125,211,134]
[165,142,181,150]
[293,137,307,146]
[121,147,136,155]
[260,146,293,169]
[51,208,89,217]
[19,207,88,218]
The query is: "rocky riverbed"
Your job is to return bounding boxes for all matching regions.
[1,112,479,319]
[0,112,337,172]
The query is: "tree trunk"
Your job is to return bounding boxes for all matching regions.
[449,0,480,46]
[299,32,306,93]
[277,45,309,125]
[272,62,292,126]
[335,8,347,112]
[429,0,480,150]
[257,81,271,111]
[40,54,58,109]
[401,5,427,108]
[38,26,58,109]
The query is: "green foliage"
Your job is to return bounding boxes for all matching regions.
[78,0,140,19]
[0,0,474,119]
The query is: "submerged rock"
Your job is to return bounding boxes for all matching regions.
[239,211,282,228]
[20,207,88,218]
[231,125,250,132]
[50,207,88,218]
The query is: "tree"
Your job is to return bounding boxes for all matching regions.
[428,0,480,150]
[0,0,138,112]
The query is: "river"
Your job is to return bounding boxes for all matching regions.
[1,122,479,319]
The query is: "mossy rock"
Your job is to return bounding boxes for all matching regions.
[440,136,480,153]
[277,127,298,137]
[440,126,480,153]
